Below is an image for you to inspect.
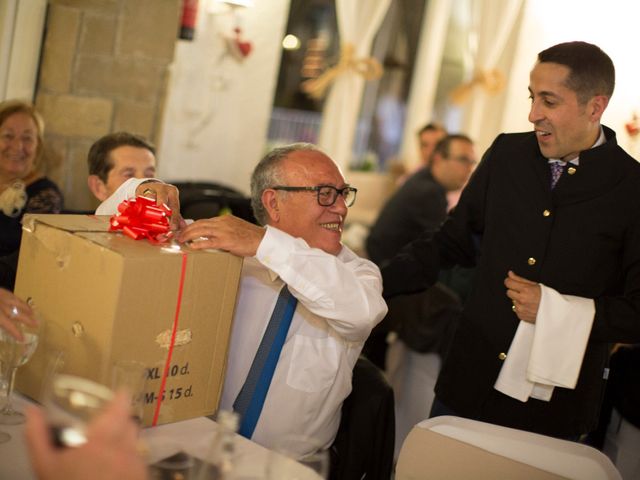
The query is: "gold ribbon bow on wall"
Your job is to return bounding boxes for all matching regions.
[449,68,506,105]
[301,43,384,100]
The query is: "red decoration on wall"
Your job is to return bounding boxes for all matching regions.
[625,113,640,138]
[179,0,199,41]
[225,26,252,61]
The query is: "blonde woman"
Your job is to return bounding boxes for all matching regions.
[0,100,63,288]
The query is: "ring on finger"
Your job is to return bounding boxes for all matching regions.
[10,306,19,318]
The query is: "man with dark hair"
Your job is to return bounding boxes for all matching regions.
[87,132,158,202]
[89,132,181,229]
[365,134,476,455]
[367,134,476,266]
[382,41,640,439]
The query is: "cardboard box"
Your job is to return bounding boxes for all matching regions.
[15,214,243,426]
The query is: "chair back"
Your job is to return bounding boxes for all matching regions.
[170,182,257,223]
[329,356,394,480]
[396,415,622,480]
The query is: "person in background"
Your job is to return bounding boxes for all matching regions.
[393,122,447,185]
[382,41,640,440]
[367,134,476,266]
[416,122,447,170]
[0,100,63,290]
[87,131,158,203]
[364,135,477,370]
[364,134,477,457]
[89,132,182,229]
[99,143,388,461]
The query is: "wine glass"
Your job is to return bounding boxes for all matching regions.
[0,302,41,425]
[44,373,114,447]
[110,360,147,424]
[0,359,12,442]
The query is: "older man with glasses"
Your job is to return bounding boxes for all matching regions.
[94,143,387,462]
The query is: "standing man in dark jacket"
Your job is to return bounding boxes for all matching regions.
[382,41,640,439]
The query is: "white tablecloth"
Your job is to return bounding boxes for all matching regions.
[0,394,319,479]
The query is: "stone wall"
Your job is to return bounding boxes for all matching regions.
[35,0,180,210]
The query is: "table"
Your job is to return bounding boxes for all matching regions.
[0,394,320,479]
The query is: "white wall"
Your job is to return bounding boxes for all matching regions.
[0,0,47,101]
[157,0,290,194]
[500,0,640,158]
[157,0,640,194]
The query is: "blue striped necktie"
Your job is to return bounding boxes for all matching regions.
[233,285,298,438]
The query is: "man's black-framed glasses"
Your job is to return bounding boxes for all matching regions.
[272,185,358,207]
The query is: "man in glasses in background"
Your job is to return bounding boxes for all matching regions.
[363,135,476,368]
[95,143,387,461]
[363,134,477,457]
[367,134,476,267]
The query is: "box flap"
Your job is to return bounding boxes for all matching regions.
[22,213,109,233]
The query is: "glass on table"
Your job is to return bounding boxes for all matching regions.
[111,359,147,423]
[43,357,148,448]
[268,434,329,479]
[148,449,195,480]
[0,299,41,426]
[45,373,115,447]
[0,360,12,443]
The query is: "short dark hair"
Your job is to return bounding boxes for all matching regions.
[537,41,615,104]
[88,132,155,182]
[432,133,473,161]
[250,143,320,225]
[417,122,446,138]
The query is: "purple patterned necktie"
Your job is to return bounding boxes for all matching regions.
[550,162,564,189]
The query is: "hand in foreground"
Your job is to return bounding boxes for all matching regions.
[177,215,265,258]
[135,181,186,231]
[0,288,37,341]
[25,391,148,480]
[504,270,541,323]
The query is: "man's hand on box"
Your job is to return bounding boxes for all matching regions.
[135,181,186,231]
[177,215,265,257]
[0,288,37,341]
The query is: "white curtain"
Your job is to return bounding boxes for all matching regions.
[317,0,391,170]
[398,0,453,168]
[462,0,524,147]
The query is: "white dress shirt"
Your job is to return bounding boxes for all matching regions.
[223,226,387,457]
[96,187,388,457]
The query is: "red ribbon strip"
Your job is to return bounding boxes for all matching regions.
[152,252,188,426]
[109,195,183,424]
[109,196,173,243]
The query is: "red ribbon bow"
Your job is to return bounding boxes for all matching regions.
[109,196,173,243]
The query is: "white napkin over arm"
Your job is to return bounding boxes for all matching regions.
[494,284,595,402]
